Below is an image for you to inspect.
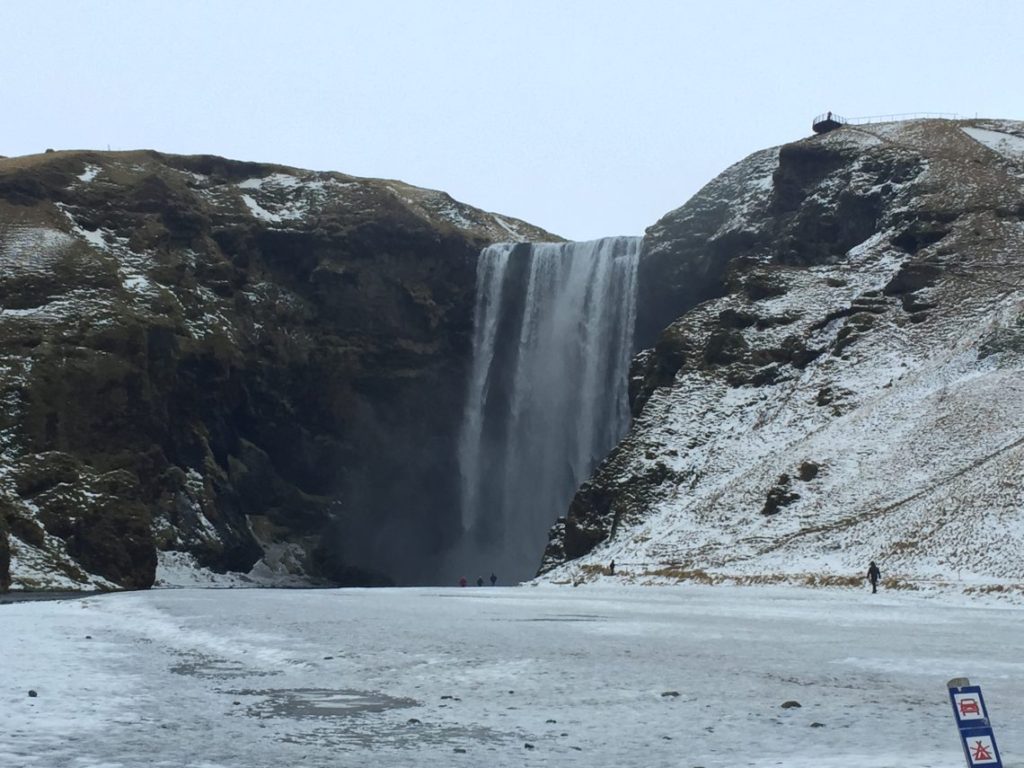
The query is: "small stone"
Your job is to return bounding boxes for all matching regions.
[28,690,38,698]
[560,732,569,737]
[661,691,680,698]
[85,635,92,640]
[545,719,557,724]
[323,656,334,660]
[232,701,241,705]
[810,722,826,728]
[407,718,422,725]
[781,700,801,709]
[453,747,467,753]
[524,743,535,750]
[798,461,820,481]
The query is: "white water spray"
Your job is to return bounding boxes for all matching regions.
[456,237,641,581]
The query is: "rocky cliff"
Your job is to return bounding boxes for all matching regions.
[0,149,553,591]
[543,119,1024,589]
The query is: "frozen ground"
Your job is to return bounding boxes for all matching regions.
[3,584,1021,768]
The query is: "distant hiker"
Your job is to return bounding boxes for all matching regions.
[827,110,832,120]
[459,576,467,588]
[867,561,881,594]
[489,573,497,586]
[609,559,615,576]
[476,577,484,587]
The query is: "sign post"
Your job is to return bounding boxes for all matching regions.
[948,677,1003,768]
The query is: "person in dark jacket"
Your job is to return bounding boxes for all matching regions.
[489,573,497,586]
[867,561,881,594]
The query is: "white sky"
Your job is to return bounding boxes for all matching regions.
[2,0,1023,240]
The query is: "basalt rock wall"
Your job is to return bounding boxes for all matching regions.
[0,149,552,589]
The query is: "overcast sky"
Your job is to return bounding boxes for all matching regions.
[3,1,1023,240]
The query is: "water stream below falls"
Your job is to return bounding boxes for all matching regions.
[453,237,641,582]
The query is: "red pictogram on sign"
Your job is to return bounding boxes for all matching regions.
[971,740,993,761]
[960,698,981,716]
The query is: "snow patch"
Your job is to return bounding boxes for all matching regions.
[238,172,302,190]
[962,126,1024,163]
[77,164,101,183]
[240,194,282,223]
[0,226,73,268]
[154,548,313,589]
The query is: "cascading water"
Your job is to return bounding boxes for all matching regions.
[455,236,641,582]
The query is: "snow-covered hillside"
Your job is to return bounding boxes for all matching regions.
[544,119,1024,593]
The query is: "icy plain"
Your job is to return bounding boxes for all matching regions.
[3,585,1022,768]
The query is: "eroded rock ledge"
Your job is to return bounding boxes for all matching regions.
[0,149,553,590]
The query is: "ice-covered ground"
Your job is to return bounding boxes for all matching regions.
[3,585,1021,768]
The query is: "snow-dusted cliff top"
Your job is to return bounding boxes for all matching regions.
[544,119,1024,597]
[0,149,558,592]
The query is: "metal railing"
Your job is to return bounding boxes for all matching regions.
[813,112,847,125]
[845,111,961,124]
[814,111,962,129]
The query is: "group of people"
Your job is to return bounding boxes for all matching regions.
[459,573,498,587]
[456,563,883,591]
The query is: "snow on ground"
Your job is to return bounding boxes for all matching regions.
[154,550,314,589]
[237,173,302,191]
[240,194,282,224]
[962,127,1024,164]
[3,585,1022,768]
[0,226,73,268]
[7,534,118,592]
[77,165,101,183]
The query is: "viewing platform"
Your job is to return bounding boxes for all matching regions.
[812,112,846,133]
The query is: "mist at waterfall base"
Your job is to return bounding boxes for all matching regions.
[447,237,641,584]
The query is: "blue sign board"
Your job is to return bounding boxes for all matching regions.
[948,682,1003,767]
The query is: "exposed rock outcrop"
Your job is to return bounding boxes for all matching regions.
[543,119,1024,584]
[0,149,554,590]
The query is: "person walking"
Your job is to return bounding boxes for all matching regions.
[489,573,497,586]
[867,561,881,594]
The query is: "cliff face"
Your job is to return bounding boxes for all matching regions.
[543,119,1024,586]
[0,150,553,590]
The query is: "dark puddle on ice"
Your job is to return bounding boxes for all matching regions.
[230,688,511,749]
[278,721,512,750]
[171,652,279,679]
[236,688,416,719]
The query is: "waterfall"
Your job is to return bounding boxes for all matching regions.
[455,236,641,581]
